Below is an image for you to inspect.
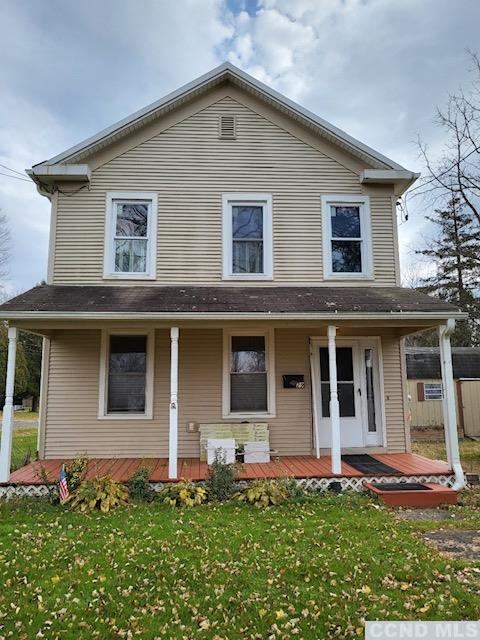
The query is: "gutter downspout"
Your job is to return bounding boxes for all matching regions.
[439,319,465,491]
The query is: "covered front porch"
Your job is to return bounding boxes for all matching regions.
[0,284,467,493]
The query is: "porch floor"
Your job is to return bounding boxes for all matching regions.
[5,453,451,485]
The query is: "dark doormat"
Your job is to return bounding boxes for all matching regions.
[370,482,432,491]
[342,454,399,475]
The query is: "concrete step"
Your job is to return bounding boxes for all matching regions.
[364,481,457,507]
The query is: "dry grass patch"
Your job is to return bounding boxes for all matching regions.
[412,439,480,474]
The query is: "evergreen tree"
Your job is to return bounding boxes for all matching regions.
[0,328,43,407]
[416,196,480,345]
[18,332,43,409]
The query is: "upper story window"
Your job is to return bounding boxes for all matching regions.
[222,193,273,280]
[321,194,373,279]
[104,192,157,279]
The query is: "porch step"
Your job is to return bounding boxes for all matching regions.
[364,481,458,508]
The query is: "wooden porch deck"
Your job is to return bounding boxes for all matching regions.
[5,453,451,485]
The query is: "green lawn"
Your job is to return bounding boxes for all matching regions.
[18,410,39,421]
[0,495,479,639]
[0,415,39,471]
[0,410,39,422]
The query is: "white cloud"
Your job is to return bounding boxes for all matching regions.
[0,0,479,293]
[227,5,317,99]
[0,0,233,294]
[231,32,254,65]
[227,0,480,275]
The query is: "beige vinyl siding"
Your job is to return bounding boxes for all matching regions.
[177,328,313,457]
[44,329,170,458]
[370,195,396,284]
[271,329,313,454]
[177,329,223,458]
[52,94,397,286]
[381,334,408,453]
[43,327,407,459]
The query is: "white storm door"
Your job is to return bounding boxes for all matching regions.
[315,342,364,448]
[361,343,383,447]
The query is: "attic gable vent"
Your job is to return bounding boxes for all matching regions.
[219,114,236,139]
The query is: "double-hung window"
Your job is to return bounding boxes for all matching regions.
[321,195,372,279]
[222,194,273,279]
[104,192,157,279]
[99,330,154,419]
[223,329,275,417]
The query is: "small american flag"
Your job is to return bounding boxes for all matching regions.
[59,465,69,503]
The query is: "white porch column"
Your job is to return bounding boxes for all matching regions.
[0,327,18,483]
[168,327,179,479]
[438,319,465,490]
[327,325,341,474]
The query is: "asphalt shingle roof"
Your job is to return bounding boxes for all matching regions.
[406,347,480,379]
[0,284,460,315]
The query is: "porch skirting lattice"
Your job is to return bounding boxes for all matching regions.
[0,474,456,500]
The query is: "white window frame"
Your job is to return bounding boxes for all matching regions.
[321,194,373,280]
[98,328,155,420]
[222,328,276,419]
[424,382,443,401]
[222,193,273,280]
[104,191,158,280]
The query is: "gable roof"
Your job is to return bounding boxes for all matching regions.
[406,347,480,379]
[30,62,413,175]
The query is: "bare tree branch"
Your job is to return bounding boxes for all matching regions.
[406,52,480,227]
[0,210,11,290]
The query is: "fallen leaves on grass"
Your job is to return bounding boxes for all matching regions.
[0,493,478,640]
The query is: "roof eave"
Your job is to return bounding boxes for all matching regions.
[0,310,467,322]
[360,169,420,195]
[28,164,91,183]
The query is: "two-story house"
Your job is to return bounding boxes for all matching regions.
[0,64,465,501]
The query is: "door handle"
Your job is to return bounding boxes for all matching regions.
[357,388,362,396]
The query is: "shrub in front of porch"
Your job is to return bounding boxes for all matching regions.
[127,466,156,502]
[235,477,302,507]
[66,476,129,513]
[64,453,89,491]
[160,480,208,507]
[205,455,239,501]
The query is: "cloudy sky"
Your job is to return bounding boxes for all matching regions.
[0,0,479,294]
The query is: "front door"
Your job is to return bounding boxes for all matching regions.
[311,339,383,449]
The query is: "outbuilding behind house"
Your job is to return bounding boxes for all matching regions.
[406,347,480,439]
